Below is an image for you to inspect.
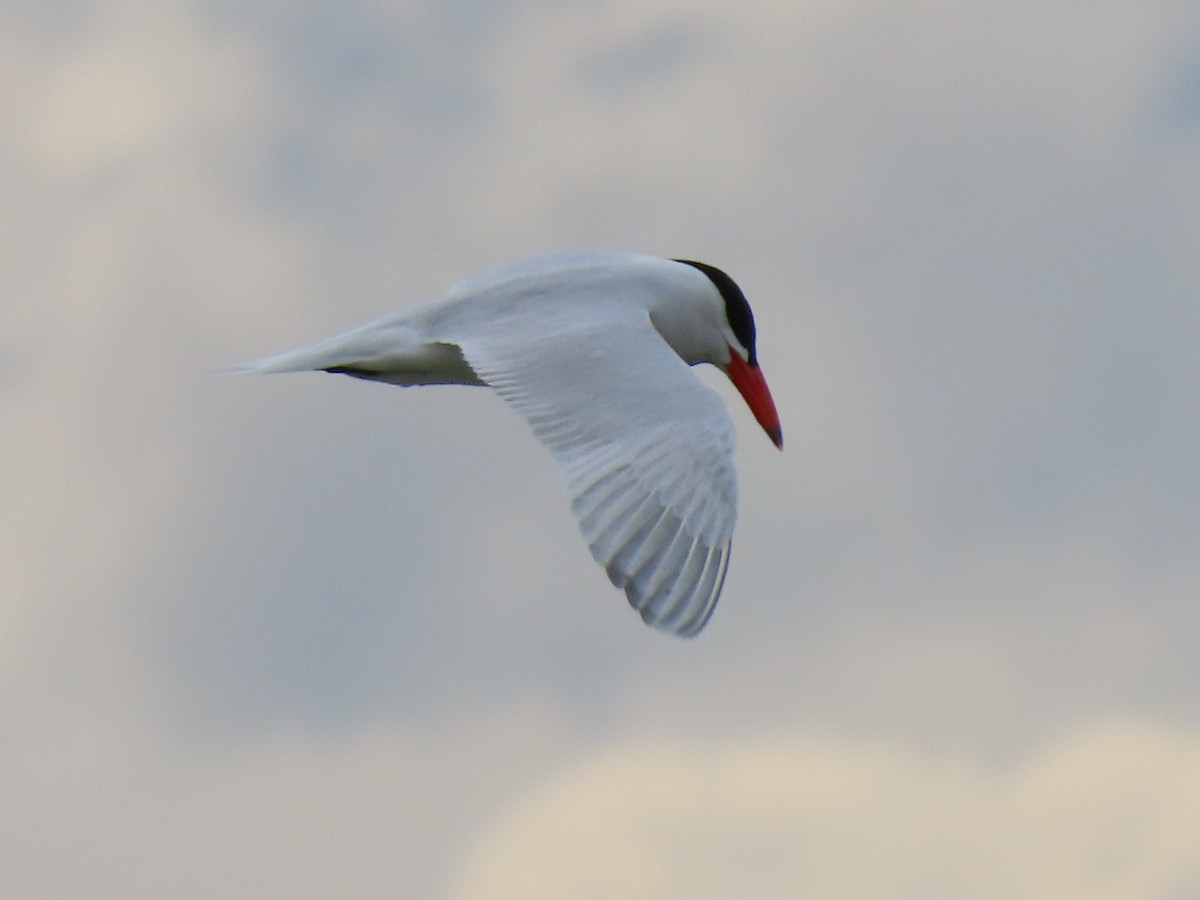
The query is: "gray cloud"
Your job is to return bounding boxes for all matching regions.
[450,723,1200,899]
[3,0,1199,896]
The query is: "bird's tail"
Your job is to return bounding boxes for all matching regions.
[229,320,480,387]
[225,343,346,376]
[228,317,417,376]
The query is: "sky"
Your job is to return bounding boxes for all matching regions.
[3,0,1200,896]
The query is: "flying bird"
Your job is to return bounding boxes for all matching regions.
[238,250,781,636]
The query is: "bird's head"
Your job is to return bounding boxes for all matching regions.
[672,259,783,450]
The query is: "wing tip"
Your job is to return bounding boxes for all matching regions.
[628,539,731,638]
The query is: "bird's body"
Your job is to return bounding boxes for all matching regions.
[239,250,781,636]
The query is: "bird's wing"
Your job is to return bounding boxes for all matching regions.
[454,306,737,637]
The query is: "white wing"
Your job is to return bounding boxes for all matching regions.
[455,305,737,637]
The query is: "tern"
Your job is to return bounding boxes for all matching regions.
[238,250,782,636]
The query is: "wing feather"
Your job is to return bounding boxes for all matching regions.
[454,306,737,636]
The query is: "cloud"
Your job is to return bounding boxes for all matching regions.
[0,0,308,677]
[452,722,1200,900]
[2,0,1200,896]
[0,694,575,899]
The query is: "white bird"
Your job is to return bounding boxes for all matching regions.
[238,250,781,637]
